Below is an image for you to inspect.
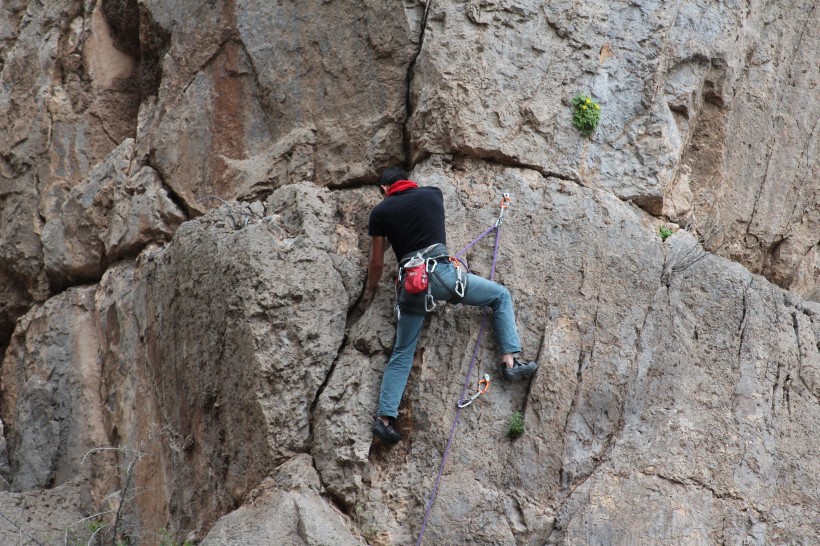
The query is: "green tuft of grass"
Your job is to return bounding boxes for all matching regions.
[508,411,525,439]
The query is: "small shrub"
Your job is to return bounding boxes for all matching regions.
[158,528,194,546]
[659,225,673,241]
[508,411,525,439]
[571,94,601,137]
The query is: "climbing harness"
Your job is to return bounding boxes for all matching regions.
[416,193,511,546]
[395,243,450,317]
[456,374,491,408]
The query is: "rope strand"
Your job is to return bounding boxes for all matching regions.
[416,221,504,545]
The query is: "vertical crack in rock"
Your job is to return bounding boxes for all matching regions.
[792,311,804,369]
[790,310,811,409]
[309,334,348,423]
[737,280,752,365]
[521,329,549,416]
[771,359,782,416]
[787,1,816,71]
[403,0,434,167]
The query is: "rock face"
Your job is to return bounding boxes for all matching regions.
[0,1,818,545]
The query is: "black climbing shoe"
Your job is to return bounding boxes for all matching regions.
[372,417,402,444]
[500,358,538,381]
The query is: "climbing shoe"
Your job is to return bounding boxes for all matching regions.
[372,416,402,444]
[499,358,538,381]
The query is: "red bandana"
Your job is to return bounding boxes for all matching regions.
[386,179,418,196]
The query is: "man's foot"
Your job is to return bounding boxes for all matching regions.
[500,358,538,381]
[372,416,402,444]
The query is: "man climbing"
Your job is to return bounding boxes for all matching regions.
[366,167,537,444]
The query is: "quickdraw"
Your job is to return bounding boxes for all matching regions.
[495,192,512,227]
[448,256,466,298]
[456,374,491,408]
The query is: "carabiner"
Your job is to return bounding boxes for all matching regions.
[457,374,491,408]
[453,259,465,297]
[495,193,512,227]
[425,293,436,312]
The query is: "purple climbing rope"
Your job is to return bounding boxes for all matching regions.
[416,214,505,546]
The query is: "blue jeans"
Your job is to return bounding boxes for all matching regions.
[376,263,522,419]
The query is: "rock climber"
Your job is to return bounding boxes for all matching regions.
[366,167,537,444]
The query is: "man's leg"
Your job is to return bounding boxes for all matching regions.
[457,272,537,378]
[376,311,426,420]
[458,273,521,357]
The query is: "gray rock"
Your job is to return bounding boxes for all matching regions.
[136,183,361,534]
[0,287,113,496]
[41,139,185,288]
[201,454,365,546]
[0,0,817,544]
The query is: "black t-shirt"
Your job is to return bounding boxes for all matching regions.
[368,186,447,262]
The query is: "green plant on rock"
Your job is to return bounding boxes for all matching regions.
[87,519,106,534]
[158,528,194,546]
[571,94,601,137]
[659,225,673,241]
[508,411,525,439]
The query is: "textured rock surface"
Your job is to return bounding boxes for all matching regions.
[0,1,817,545]
[408,0,819,299]
[42,138,185,289]
[201,454,365,546]
[138,0,420,212]
[135,182,366,534]
[0,286,112,494]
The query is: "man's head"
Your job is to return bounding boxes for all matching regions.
[379,167,409,193]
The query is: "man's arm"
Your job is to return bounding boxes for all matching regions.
[366,236,385,299]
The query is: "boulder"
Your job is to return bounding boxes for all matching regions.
[41,139,185,289]
[201,454,365,546]
[0,286,115,503]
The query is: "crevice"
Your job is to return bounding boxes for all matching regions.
[789,310,816,408]
[449,149,584,186]
[771,360,781,415]
[791,311,803,369]
[326,174,380,191]
[521,328,548,416]
[101,0,170,101]
[177,35,240,100]
[146,150,192,219]
[403,0,434,169]
[309,334,347,419]
[736,280,751,365]
[557,347,585,490]
[308,455,354,518]
[653,472,748,504]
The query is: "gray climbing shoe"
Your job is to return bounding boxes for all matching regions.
[372,416,402,444]
[500,358,538,381]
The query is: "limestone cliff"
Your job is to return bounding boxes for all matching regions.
[0,1,817,544]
